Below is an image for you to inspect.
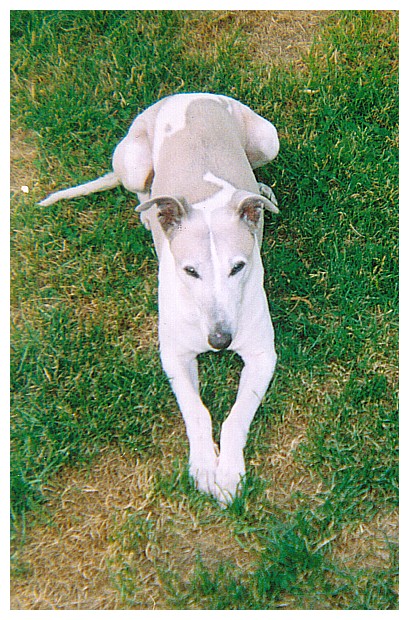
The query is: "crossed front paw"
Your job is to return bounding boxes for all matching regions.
[189,448,246,506]
[189,449,218,496]
[213,452,245,506]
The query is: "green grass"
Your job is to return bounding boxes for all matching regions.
[11,10,398,610]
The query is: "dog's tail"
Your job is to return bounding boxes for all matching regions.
[38,171,120,206]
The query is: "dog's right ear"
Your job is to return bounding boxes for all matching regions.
[136,196,187,235]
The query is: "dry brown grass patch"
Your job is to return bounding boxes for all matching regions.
[333,509,398,572]
[11,446,256,610]
[236,10,333,66]
[182,10,332,68]
[10,127,40,198]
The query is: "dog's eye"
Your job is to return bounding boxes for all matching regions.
[184,266,200,279]
[230,261,245,277]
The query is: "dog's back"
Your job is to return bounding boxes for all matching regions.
[151,95,259,202]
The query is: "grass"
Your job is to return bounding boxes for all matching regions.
[10,10,398,610]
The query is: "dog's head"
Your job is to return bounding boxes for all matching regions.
[136,191,278,351]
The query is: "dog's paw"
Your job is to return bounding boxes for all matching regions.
[189,449,218,496]
[214,452,245,506]
[258,182,278,207]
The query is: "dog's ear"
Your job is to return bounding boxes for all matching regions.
[136,195,187,235]
[236,193,279,231]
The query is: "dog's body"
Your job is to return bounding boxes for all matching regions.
[40,93,280,504]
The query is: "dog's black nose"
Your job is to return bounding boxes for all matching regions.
[208,328,232,350]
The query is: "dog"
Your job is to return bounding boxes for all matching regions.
[39,93,280,505]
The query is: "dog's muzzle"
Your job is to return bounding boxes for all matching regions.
[208,325,232,351]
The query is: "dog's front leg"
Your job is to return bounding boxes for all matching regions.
[215,348,276,504]
[160,351,218,496]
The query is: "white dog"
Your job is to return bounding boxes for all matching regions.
[39,93,280,504]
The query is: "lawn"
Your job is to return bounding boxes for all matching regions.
[10,10,398,610]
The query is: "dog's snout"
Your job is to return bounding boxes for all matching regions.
[208,326,232,350]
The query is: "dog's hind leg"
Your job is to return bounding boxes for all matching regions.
[230,100,280,169]
[111,116,157,230]
[39,103,160,208]
[38,128,153,208]
[112,120,153,199]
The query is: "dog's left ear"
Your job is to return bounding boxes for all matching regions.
[136,195,188,235]
[236,193,279,231]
